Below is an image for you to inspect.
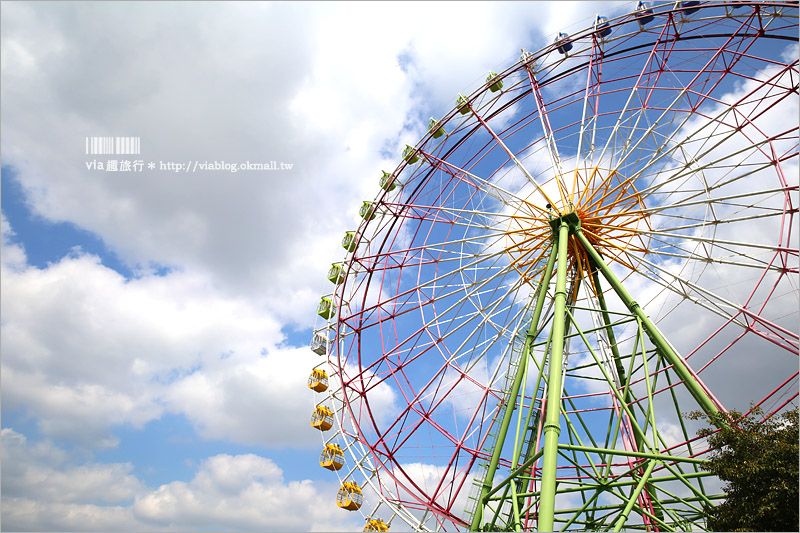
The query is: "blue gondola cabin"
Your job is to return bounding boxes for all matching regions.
[635,1,655,26]
[555,33,573,55]
[595,15,612,38]
[681,1,701,15]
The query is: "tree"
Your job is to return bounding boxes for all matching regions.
[689,405,799,532]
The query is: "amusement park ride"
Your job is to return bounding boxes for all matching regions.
[308,1,799,531]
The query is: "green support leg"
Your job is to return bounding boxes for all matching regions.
[575,229,721,417]
[537,220,572,532]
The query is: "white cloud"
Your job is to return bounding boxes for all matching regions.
[1,428,363,532]
[0,1,626,330]
[0,234,323,449]
[2,429,145,505]
[133,453,360,532]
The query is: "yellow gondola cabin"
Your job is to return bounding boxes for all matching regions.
[336,482,363,511]
[307,369,328,392]
[310,406,334,431]
[319,443,344,471]
[363,518,389,531]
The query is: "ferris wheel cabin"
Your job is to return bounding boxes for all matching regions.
[363,518,389,532]
[310,406,333,432]
[319,443,344,471]
[336,482,363,511]
[307,368,328,393]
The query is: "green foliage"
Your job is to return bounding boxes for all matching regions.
[689,406,799,532]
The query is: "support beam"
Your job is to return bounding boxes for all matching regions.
[537,220,572,531]
[575,229,721,417]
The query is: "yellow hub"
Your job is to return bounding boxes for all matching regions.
[505,167,652,295]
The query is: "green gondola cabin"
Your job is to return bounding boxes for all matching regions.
[328,263,345,285]
[428,118,445,138]
[360,201,376,221]
[456,94,470,115]
[317,296,335,319]
[342,231,357,252]
[379,171,396,191]
[402,145,420,165]
[486,72,503,92]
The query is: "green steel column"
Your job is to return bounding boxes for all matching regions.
[575,229,720,417]
[537,220,571,532]
[470,240,559,532]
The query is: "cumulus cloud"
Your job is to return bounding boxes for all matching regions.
[1,429,362,532]
[0,2,626,329]
[0,229,321,449]
[133,453,360,532]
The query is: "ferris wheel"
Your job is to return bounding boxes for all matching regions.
[307,1,799,531]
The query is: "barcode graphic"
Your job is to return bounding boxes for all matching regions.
[85,136,141,155]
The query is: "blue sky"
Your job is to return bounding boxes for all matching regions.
[0,1,644,530]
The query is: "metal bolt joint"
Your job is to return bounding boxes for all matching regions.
[543,422,561,435]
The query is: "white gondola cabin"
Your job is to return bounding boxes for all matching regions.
[319,443,345,471]
[336,482,363,511]
[307,369,329,392]
[310,329,330,355]
[311,406,334,431]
